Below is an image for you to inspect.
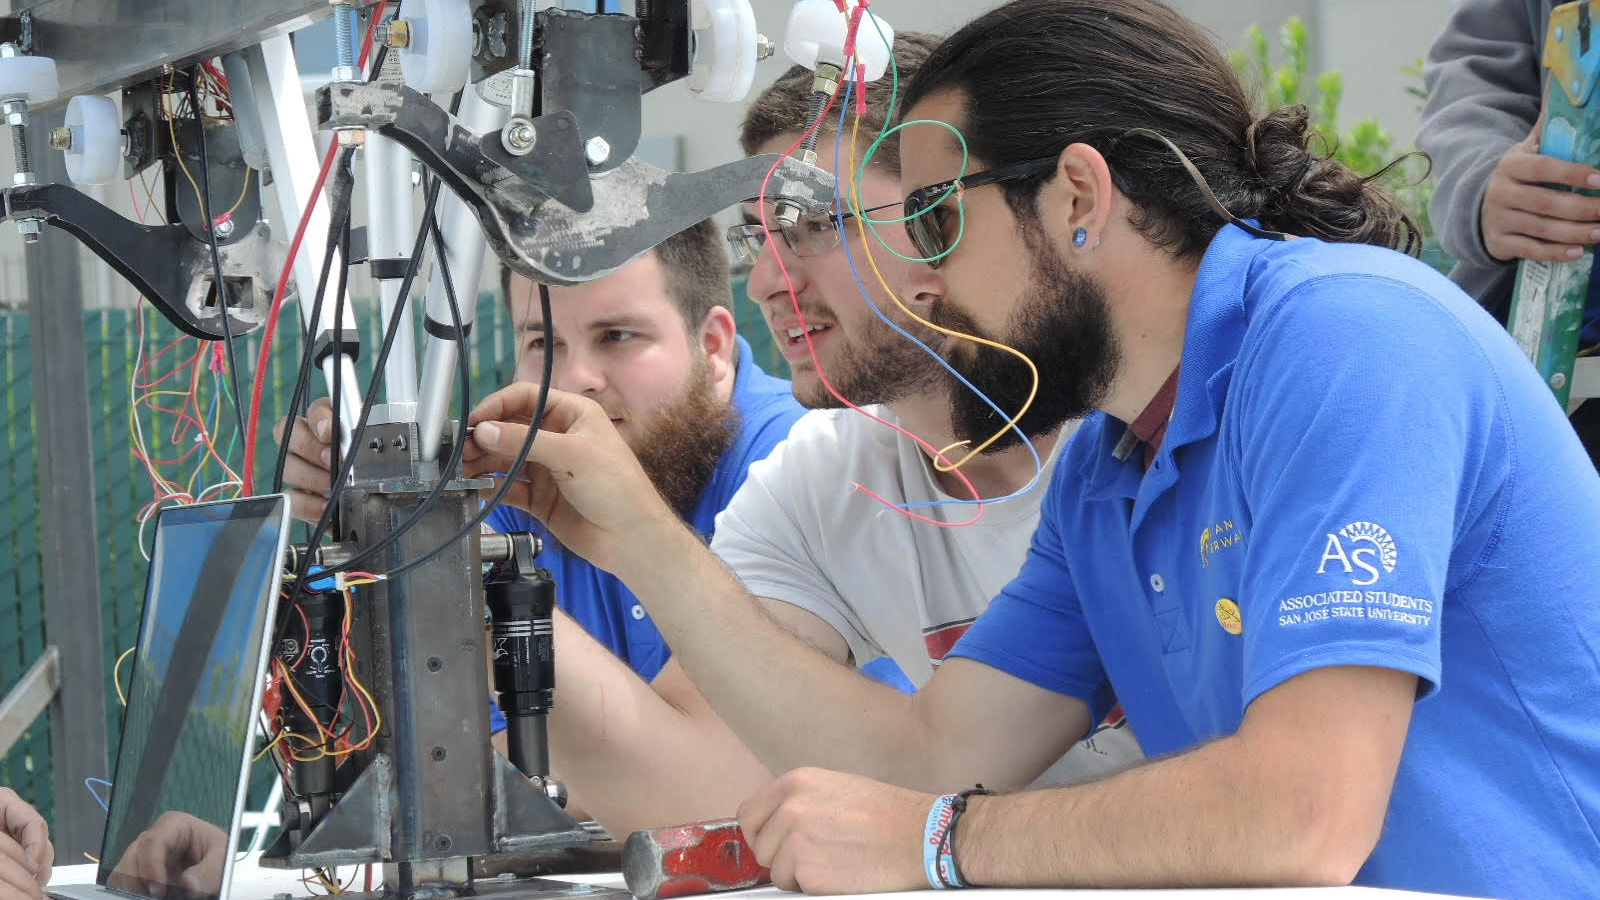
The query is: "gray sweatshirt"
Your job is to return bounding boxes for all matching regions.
[1418,0,1551,319]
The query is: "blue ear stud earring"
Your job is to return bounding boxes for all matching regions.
[1072,227,1089,248]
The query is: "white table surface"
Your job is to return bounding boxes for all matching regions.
[49,857,1494,900]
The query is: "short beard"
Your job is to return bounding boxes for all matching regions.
[934,227,1121,451]
[794,310,947,409]
[631,358,741,521]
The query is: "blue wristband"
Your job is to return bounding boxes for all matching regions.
[923,793,959,889]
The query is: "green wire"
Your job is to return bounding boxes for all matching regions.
[847,12,972,266]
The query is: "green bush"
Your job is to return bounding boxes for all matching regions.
[1230,17,1448,270]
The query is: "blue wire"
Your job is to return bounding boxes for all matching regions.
[828,69,1044,509]
[85,777,111,812]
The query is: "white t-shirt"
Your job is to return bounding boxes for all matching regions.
[711,406,1141,783]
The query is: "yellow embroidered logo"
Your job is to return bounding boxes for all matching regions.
[1215,598,1243,635]
[1199,519,1243,568]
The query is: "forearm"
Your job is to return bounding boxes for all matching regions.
[547,613,773,837]
[956,735,1363,888]
[611,521,955,789]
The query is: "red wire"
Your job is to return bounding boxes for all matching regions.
[753,16,983,527]
[242,0,388,495]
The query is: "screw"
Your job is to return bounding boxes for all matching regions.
[369,437,383,450]
[392,435,407,449]
[426,656,443,672]
[214,217,234,238]
[49,126,71,150]
[755,34,775,61]
[585,135,610,166]
[331,0,357,70]
[435,835,453,852]
[1552,372,1568,390]
[431,746,447,761]
[336,128,367,147]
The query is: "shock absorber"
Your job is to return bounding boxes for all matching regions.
[275,583,346,820]
[486,556,556,779]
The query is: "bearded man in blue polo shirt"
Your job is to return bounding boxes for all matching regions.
[462,0,1600,896]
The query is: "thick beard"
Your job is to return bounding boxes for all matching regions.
[630,358,741,521]
[792,309,947,409]
[935,229,1121,451]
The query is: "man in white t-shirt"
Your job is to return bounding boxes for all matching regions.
[468,33,1139,838]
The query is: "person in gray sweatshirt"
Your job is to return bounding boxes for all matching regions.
[1419,0,1600,467]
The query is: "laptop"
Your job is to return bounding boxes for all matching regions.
[49,495,292,900]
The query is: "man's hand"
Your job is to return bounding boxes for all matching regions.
[272,397,336,523]
[464,383,680,574]
[737,768,931,895]
[0,787,52,899]
[1481,120,1600,262]
[107,811,227,900]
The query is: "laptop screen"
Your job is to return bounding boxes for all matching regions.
[96,495,291,900]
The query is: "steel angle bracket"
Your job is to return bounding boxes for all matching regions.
[2,183,269,340]
[316,79,836,285]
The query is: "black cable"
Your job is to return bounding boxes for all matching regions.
[271,150,358,493]
[186,66,251,469]
[325,217,355,536]
[376,282,554,581]
[270,23,394,496]
[305,181,475,579]
[288,174,448,596]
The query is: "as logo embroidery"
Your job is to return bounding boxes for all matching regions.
[1316,521,1398,587]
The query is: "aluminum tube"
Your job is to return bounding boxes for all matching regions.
[363,134,420,402]
[415,89,506,460]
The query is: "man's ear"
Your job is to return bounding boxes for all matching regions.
[699,305,739,390]
[1044,142,1117,253]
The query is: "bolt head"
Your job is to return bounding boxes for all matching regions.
[755,34,776,61]
[336,127,367,147]
[502,119,537,155]
[5,110,26,128]
[214,218,235,237]
[332,64,359,82]
[585,135,611,166]
[1552,372,1569,390]
[17,218,41,241]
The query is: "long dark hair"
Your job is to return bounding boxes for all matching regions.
[901,0,1420,259]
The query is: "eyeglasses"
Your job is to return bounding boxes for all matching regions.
[725,201,903,265]
[902,157,1059,268]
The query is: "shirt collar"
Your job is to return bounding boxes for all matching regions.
[1080,224,1275,493]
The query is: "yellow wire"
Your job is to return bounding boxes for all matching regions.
[114,646,136,706]
[164,85,208,229]
[844,111,1042,470]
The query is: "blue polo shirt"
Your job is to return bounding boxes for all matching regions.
[951,226,1600,897]
[487,336,803,688]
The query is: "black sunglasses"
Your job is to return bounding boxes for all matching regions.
[902,157,1059,268]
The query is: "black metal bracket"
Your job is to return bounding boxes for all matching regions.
[2,183,268,340]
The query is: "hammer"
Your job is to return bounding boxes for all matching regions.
[621,819,772,900]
